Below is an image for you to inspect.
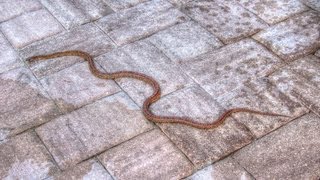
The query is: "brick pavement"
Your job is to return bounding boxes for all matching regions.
[0,0,319,179]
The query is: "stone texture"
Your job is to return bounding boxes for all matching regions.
[98,129,194,180]
[0,131,58,179]
[0,0,42,22]
[233,113,320,179]
[40,0,114,29]
[0,9,64,48]
[301,0,320,11]
[253,11,320,61]
[316,49,320,57]
[151,86,254,168]
[36,92,153,169]
[0,33,23,74]
[185,157,254,180]
[269,55,320,116]
[96,40,195,106]
[39,62,120,112]
[96,0,188,45]
[238,0,307,24]
[20,23,116,78]
[103,0,149,11]
[182,0,267,43]
[0,67,60,140]
[148,21,223,63]
[49,159,113,180]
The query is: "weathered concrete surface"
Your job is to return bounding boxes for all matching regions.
[301,0,320,11]
[182,0,267,43]
[36,92,153,169]
[148,21,223,63]
[48,159,113,180]
[238,0,307,24]
[96,0,188,45]
[20,23,116,78]
[98,129,194,180]
[0,9,64,48]
[185,157,254,180]
[0,131,58,179]
[0,67,60,140]
[0,33,22,74]
[40,0,114,29]
[103,0,149,11]
[233,113,320,179]
[0,0,42,22]
[96,40,195,106]
[151,86,254,168]
[253,11,320,61]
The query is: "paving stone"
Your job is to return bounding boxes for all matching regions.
[36,92,153,169]
[0,9,64,48]
[48,159,113,180]
[20,23,116,79]
[39,62,120,112]
[98,129,194,180]
[0,67,60,141]
[39,0,114,29]
[96,0,188,45]
[96,40,195,106]
[185,157,254,180]
[150,86,254,168]
[253,11,320,61]
[148,21,223,63]
[0,33,23,74]
[182,0,267,43]
[103,0,149,11]
[269,55,320,116]
[0,0,42,22]
[238,0,307,24]
[233,113,320,179]
[301,0,320,11]
[0,131,58,179]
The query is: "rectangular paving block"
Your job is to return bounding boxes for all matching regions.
[253,11,320,61]
[96,41,195,106]
[36,92,153,169]
[148,21,223,63]
[0,131,58,179]
[233,113,320,179]
[103,0,149,11]
[39,62,120,112]
[0,67,60,140]
[182,0,267,43]
[0,0,42,22]
[20,23,116,79]
[0,9,64,48]
[98,129,194,180]
[39,0,114,29]
[238,0,307,24]
[0,33,23,74]
[96,0,188,45]
[150,86,254,168]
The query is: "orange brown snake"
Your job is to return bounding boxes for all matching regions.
[27,50,289,129]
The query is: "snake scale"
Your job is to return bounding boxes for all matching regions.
[27,50,288,129]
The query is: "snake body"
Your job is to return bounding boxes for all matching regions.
[28,50,288,129]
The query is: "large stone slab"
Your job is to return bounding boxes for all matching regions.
[39,0,114,29]
[0,67,60,140]
[0,33,23,74]
[20,23,116,79]
[0,0,42,22]
[103,0,149,11]
[0,131,58,179]
[233,113,320,179]
[96,40,195,106]
[148,21,222,63]
[185,157,254,180]
[36,92,153,169]
[301,0,320,11]
[0,9,64,48]
[151,86,254,168]
[96,0,188,45]
[253,11,320,61]
[238,0,307,24]
[39,62,120,112]
[182,0,267,43]
[98,129,194,180]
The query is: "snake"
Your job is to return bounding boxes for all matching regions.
[27,50,289,129]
